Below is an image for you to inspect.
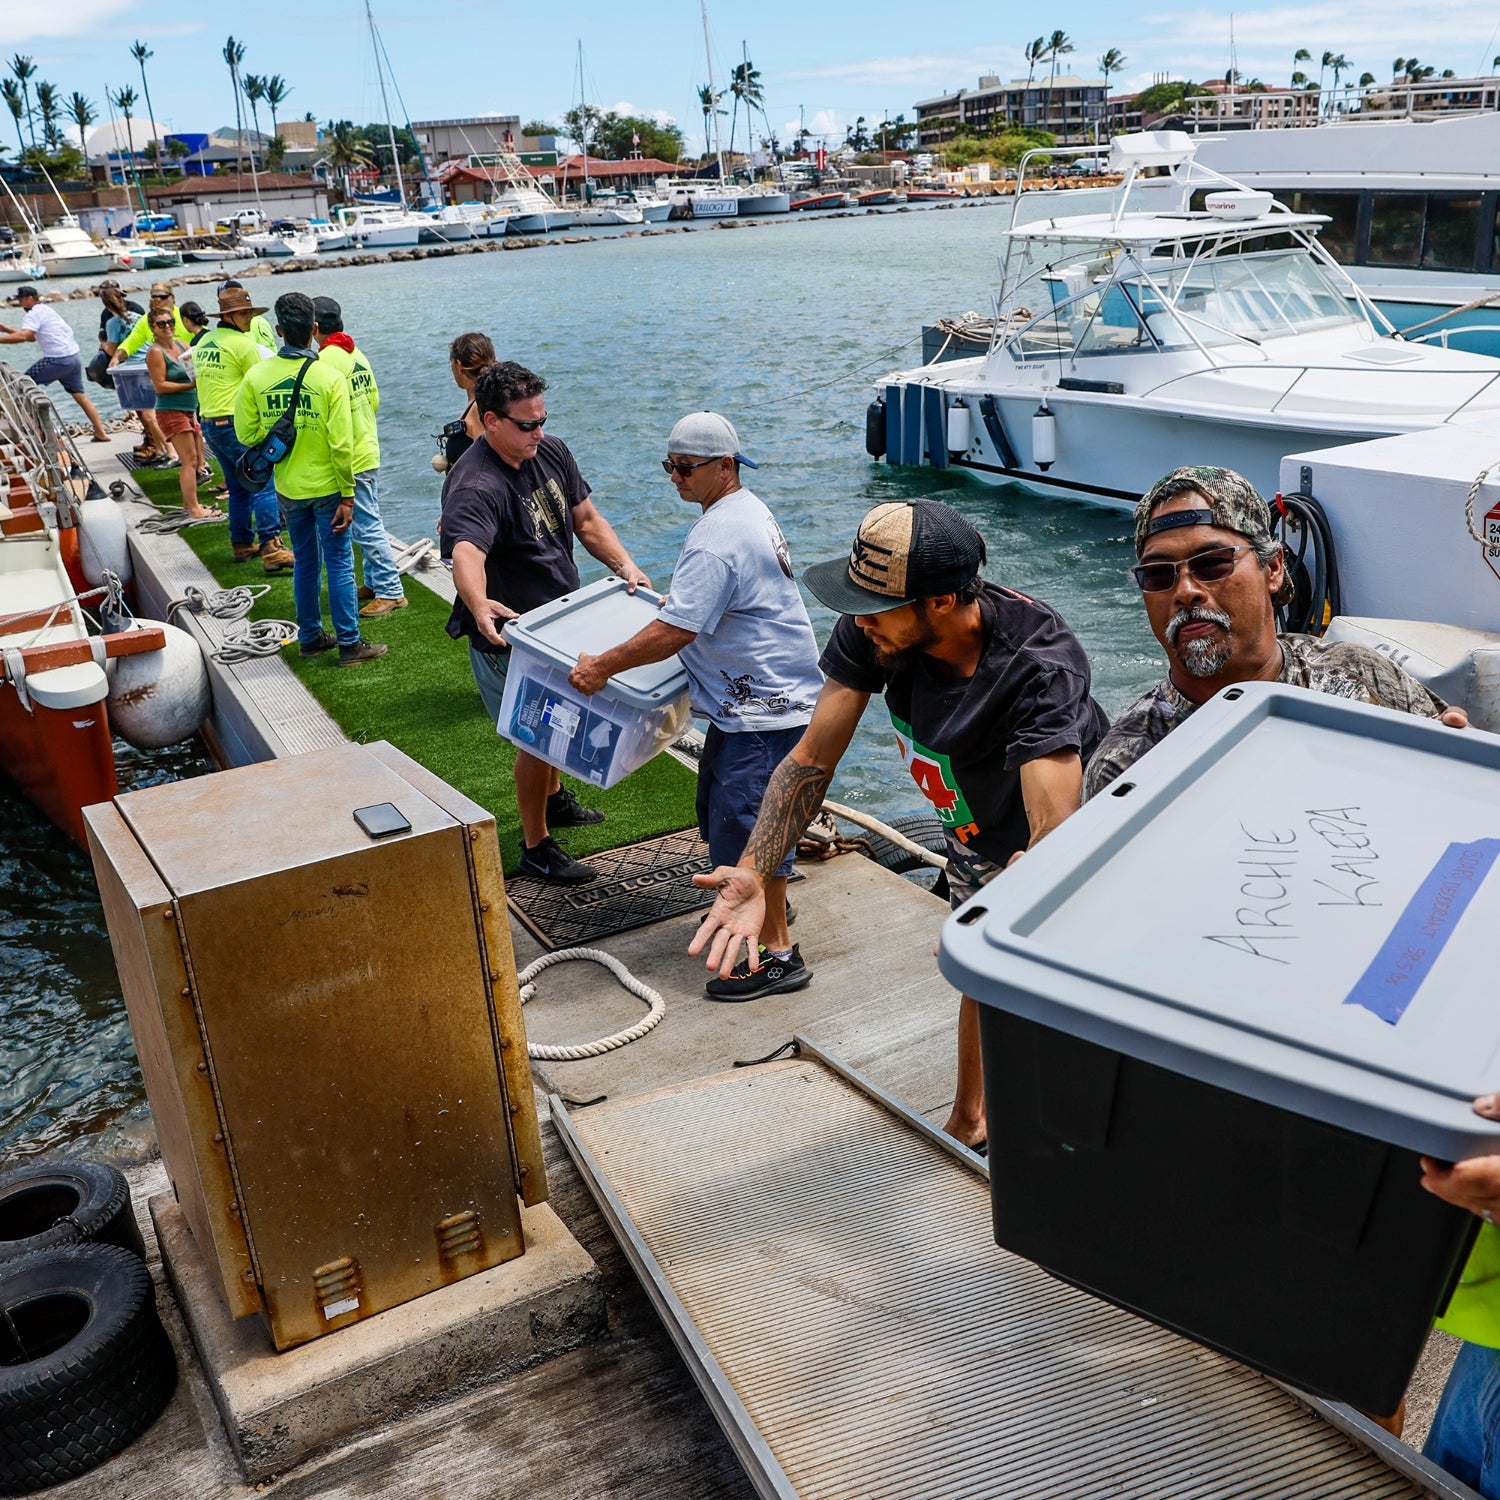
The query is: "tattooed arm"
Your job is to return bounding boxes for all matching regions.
[689,680,869,977]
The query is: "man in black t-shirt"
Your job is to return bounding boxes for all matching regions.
[440,361,648,884]
[690,499,1107,1150]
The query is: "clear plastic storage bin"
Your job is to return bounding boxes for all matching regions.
[110,359,157,411]
[496,578,691,789]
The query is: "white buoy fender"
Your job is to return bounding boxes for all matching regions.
[946,403,972,454]
[77,498,133,587]
[1032,403,1056,471]
[106,621,210,749]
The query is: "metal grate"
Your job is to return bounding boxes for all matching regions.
[559,1059,1437,1500]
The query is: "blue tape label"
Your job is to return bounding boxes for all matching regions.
[1343,839,1500,1024]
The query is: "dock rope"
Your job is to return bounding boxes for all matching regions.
[167,584,299,663]
[1464,460,1500,549]
[517,948,665,1061]
[135,508,229,535]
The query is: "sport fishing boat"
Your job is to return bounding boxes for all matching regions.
[574,191,645,227]
[32,214,111,279]
[308,219,351,252]
[244,220,318,258]
[1190,100,1500,355]
[421,205,476,242]
[872,130,1500,507]
[333,204,427,248]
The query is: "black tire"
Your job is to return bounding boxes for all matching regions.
[0,1244,177,1495]
[0,1160,144,1268]
[859,810,948,876]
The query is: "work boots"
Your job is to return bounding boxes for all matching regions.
[257,535,294,574]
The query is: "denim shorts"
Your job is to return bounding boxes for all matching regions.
[469,642,510,725]
[27,354,84,394]
[697,723,806,877]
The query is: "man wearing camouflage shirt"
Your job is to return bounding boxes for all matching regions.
[1083,465,1468,801]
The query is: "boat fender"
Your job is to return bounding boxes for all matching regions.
[865,399,886,459]
[978,395,1018,470]
[106,621,209,750]
[1032,401,1056,471]
[946,402,972,455]
[76,499,133,588]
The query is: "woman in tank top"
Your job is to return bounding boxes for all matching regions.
[146,310,221,520]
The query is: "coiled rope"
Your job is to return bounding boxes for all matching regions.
[517,948,665,1061]
[136,507,229,535]
[168,584,298,663]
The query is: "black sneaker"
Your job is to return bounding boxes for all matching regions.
[704,944,812,1003]
[298,631,338,658]
[518,836,597,884]
[546,786,605,827]
[335,639,389,667]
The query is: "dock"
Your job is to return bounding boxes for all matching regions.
[41,438,1478,1498]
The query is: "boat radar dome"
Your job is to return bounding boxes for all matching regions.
[1109,131,1195,172]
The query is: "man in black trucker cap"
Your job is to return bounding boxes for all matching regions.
[690,498,1108,1151]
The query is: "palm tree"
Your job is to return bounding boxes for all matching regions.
[325,120,372,192]
[222,36,246,179]
[1291,71,1308,87]
[728,57,763,163]
[1098,48,1127,94]
[68,91,95,162]
[1043,29,1074,135]
[1023,37,1046,87]
[1392,57,1406,80]
[265,74,291,140]
[128,42,162,178]
[242,72,267,166]
[1,80,23,156]
[1325,53,1349,111]
[1293,47,1311,86]
[110,85,147,210]
[34,81,59,151]
[1358,72,1375,88]
[9,55,36,150]
[697,83,720,157]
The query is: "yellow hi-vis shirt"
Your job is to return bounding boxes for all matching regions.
[233,352,354,501]
[191,325,268,420]
[117,306,188,359]
[1437,1222,1500,1348]
[249,314,276,352]
[317,341,380,475]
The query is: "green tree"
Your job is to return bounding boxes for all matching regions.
[727,56,764,160]
[68,91,95,162]
[1043,30,1075,132]
[34,80,59,151]
[562,102,603,155]
[222,36,246,178]
[521,119,557,137]
[242,72,267,160]
[876,113,916,151]
[592,112,684,162]
[129,41,161,176]
[265,74,291,139]
[2,79,25,157]
[1319,49,1334,93]
[110,85,147,210]
[1291,71,1308,86]
[697,84,722,156]
[1134,79,1211,114]
[325,120,373,188]
[9,56,36,150]
[1293,47,1311,85]
[264,135,286,169]
[1098,48,1127,93]
[1023,37,1046,88]
[1358,72,1375,88]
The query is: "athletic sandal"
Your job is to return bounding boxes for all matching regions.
[517,836,597,884]
[546,786,605,827]
[704,944,812,1003]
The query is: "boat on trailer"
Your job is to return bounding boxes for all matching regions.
[872,130,1500,507]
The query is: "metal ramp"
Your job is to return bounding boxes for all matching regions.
[554,1043,1476,1500]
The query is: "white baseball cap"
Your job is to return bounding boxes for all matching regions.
[666,411,759,469]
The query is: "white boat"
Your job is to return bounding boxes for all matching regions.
[672,183,739,219]
[735,188,791,215]
[334,205,426,248]
[422,206,476,242]
[309,220,351,252]
[574,192,645,227]
[634,188,674,223]
[1192,108,1500,355]
[244,224,318,258]
[33,215,111,279]
[0,251,45,283]
[875,131,1500,508]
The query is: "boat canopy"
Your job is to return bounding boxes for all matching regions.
[1004,208,1332,250]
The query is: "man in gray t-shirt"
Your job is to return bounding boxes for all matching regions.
[570,411,823,1001]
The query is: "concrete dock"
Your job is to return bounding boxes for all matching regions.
[42,436,1469,1497]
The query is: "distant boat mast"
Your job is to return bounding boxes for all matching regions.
[700,0,726,179]
[366,0,407,208]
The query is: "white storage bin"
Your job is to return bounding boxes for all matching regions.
[496,578,691,789]
[111,358,157,411]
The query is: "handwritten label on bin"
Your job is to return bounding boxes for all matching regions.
[1343,839,1500,1024]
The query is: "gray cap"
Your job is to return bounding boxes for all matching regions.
[666,411,759,469]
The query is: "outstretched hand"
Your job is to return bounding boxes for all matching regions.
[688,866,767,977]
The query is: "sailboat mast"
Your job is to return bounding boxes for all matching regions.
[367,0,406,208]
[700,0,725,179]
[578,41,590,201]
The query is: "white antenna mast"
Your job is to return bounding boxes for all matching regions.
[700,0,725,178]
[366,0,406,208]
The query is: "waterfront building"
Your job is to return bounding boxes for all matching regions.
[914,74,1108,147]
[411,115,524,166]
[143,172,329,233]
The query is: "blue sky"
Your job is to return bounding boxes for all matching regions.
[8,0,1500,157]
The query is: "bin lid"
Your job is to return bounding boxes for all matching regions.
[938,681,1500,1159]
[503,577,690,709]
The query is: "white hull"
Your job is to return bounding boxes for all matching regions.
[424,219,475,242]
[736,191,791,215]
[640,201,673,223]
[313,230,351,252]
[0,260,45,283]
[247,232,317,258]
[575,205,644,226]
[356,224,422,247]
[506,210,578,234]
[39,249,110,278]
[688,196,738,219]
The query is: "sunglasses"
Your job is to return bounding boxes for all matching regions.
[661,456,719,478]
[1131,545,1252,593]
[500,413,546,432]
[151,318,174,328]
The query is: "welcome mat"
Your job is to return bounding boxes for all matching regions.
[507,828,800,951]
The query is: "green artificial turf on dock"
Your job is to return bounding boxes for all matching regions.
[131,464,698,870]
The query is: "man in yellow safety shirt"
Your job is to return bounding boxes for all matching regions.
[219,278,277,352]
[193,285,292,572]
[234,291,386,668]
[1420,1095,1500,1496]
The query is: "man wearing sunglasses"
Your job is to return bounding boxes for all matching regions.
[441,360,648,884]
[567,412,824,1000]
[689,499,1108,1148]
[1083,466,1467,801]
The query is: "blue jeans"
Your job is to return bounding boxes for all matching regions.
[1425,1340,1500,1497]
[202,415,281,547]
[281,494,360,648]
[696,724,805,877]
[351,469,402,600]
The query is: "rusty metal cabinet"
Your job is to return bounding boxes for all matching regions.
[84,741,546,1351]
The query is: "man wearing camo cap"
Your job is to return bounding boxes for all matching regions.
[1083,465,1468,800]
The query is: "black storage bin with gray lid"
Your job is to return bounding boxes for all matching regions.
[939,681,1499,1414]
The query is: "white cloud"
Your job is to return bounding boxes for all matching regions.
[786,50,1023,91]
[0,0,137,40]
[609,101,678,127]
[779,108,844,141]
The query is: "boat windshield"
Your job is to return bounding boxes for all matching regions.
[1007,248,1361,363]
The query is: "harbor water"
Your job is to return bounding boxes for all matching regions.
[0,206,1164,1155]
